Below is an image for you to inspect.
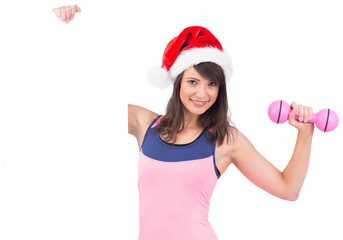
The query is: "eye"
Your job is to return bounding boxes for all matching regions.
[209,81,218,87]
[188,80,197,85]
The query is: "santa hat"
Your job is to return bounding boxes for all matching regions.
[147,26,233,89]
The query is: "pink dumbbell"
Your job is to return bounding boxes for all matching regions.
[268,100,339,132]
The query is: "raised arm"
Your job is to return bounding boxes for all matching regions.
[128,104,158,148]
[228,102,314,201]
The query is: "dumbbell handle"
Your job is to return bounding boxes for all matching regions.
[284,105,331,124]
[294,112,316,123]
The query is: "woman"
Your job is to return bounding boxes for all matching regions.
[129,26,314,240]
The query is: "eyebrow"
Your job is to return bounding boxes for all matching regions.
[186,77,215,83]
[186,77,200,81]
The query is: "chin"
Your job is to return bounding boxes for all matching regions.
[191,110,207,116]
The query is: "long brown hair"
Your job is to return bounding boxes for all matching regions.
[155,62,235,146]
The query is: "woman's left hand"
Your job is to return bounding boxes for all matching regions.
[288,102,315,134]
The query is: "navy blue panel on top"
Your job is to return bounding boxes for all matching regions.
[140,115,221,179]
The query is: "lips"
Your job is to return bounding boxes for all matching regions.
[190,99,208,107]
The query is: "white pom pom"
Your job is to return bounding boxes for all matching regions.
[147,66,174,89]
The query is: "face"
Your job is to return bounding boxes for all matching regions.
[179,66,219,116]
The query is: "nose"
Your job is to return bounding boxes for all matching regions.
[196,84,207,98]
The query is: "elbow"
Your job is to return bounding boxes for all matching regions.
[284,191,299,201]
[281,175,300,201]
[273,190,299,201]
[286,195,298,201]
[279,184,299,201]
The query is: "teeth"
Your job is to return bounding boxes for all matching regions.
[192,100,207,105]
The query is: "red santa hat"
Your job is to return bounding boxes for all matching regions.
[147,26,233,89]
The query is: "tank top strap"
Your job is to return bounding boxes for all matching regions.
[151,115,164,128]
[140,115,163,150]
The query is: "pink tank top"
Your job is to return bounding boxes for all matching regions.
[138,115,221,240]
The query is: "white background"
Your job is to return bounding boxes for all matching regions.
[1,0,342,239]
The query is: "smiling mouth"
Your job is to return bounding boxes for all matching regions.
[190,99,208,106]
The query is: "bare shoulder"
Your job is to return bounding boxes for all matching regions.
[128,104,158,143]
[225,126,259,166]
[215,126,258,176]
[226,126,251,149]
[228,126,250,146]
[216,126,249,164]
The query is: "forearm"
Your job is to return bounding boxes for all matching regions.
[282,129,314,200]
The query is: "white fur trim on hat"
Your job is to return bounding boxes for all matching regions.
[170,47,233,82]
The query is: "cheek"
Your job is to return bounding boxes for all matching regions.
[180,84,192,101]
[210,89,219,102]
[179,87,187,106]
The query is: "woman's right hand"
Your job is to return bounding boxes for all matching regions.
[52,4,81,24]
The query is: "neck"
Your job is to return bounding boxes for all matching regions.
[182,107,202,130]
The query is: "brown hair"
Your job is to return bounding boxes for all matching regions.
[155,62,235,146]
